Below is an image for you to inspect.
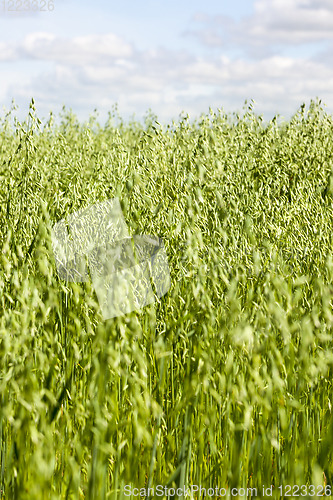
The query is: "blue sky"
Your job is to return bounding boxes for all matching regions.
[1,0,333,127]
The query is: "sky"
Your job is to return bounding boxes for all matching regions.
[0,0,333,128]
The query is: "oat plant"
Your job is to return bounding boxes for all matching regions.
[0,97,333,499]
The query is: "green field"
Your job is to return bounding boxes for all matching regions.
[1,97,333,499]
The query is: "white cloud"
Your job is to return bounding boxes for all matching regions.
[0,42,18,61]
[1,0,333,128]
[182,0,333,49]
[7,32,135,65]
[3,37,333,127]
